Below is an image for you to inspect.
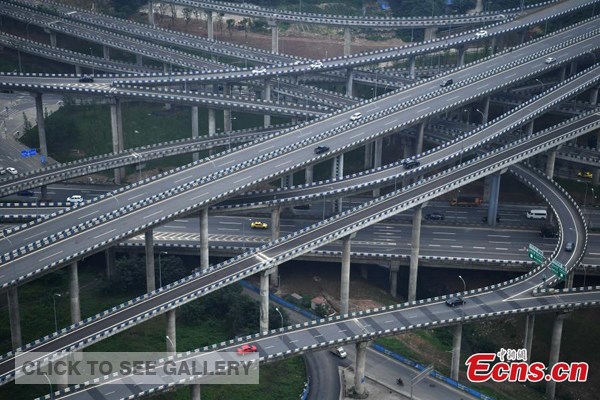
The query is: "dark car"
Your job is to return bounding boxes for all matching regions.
[314,146,330,155]
[540,225,559,238]
[78,75,94,83]
[565,242,575,252]
[425,212,444,221]
[445,296,465,307]
[440,78,454,87]
[482,215,501,223]
[17,190,34,197]
[403,159,420,169]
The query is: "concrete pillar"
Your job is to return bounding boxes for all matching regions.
[116,99,125,178]
[569,60,577,76]
[332,154,344,213]
[559,65,567,82]
[520,30,527,44]
[7,287,22,349]
[75,65,81,75]
[343,27,352,56]
[69,262,81,324]
[223,84,232,132]
[487,172,501,227]
[145,230,156,292]
[340,235,352,315]
[523,313,535,358]
[103,45,110,60]
[451,324,463,381]
[49,32,57,48]
[424,27,437,41]
[110,98,123,184]
[354,341,368,396]
[206,10,213,40]
[408,205,423,302]
[546,149,557,178]
[208,108,216,136]
[263,80,272,128]
[260,270,269,332]
[105,247,115,278]
[166,309,176,354]
[545,314,566,400]
[526,120,534,135]
[136,54,143,66]
[305,165,314,184]
[415,121,425,154]
[270,22,279,54]
[458,46,466,67]
[595,131,600,185]
[34,93,48,160]
[346,68,354,97]
[480,96,490,124]
[190,384,201,400]
[590,86,599,106]
[389,262,399,297]
[490,36,497,54]
[270,207,281,286]
[200,208,209,271]
[408,56,416,79]
[372,138,383,197]
[148,1,155,26]
[364,142,373,170]
[192,106,199,162]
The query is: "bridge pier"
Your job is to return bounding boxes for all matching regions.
[569,60,578,76]
[590,86,599,106]
[270,206,281,286]
[480,97,490,124]
[424,27,437,41]
[523,313,535,357]
[75,65,81,75]
[457,46,466,67]
[305,165,313,184]
[136,54,143,66]
[190,384,201,400]
[389,262,399,297]
[595,131,600,185]
[545,149,557,178]
[408,56,416,79]
[208,107,216,146]
[364,143,373,170]
[260,269,274,332]
[340,235,353,315]
[451,324,463,381]
[487,172,501,227]
[344,27,352,56]
[415,121,425,154]
[346,68,354,97]
[49,32,57,48]
[192,106,199,162]
[353,341,368,397]
[200,208,209,271]
[263,80,272,127]
[7,287,22,349]
[206,10,213,40]
[105,247,116,278]
[331,154,344,213]
[223,84,232,132]
[559,65,567,82]
[145,230,156,292]
[408,205,423,302]
[148,1,155,26]
[69,262,81,324]
[545,313,567,400]
[103,45,110,60]
[269,21,279,54]
[525,120,534,135]
[34,93,48,163]
[110,98,124,184]
[281,173,293,188]
[372,138,383,197]
[166,309,176,355]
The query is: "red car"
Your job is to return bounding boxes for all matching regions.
[236,344,257,354]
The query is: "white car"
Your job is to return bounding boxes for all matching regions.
[310,61,323,69]
[545,57,556,64]
[252,67,267,74]
[6,167,17,175]
[475,30,488,38]
[350,112,362,121]
[66,195,84,204]
[330,347,347,359]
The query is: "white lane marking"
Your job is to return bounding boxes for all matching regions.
[219,160,236,166]
[428,244,441,247]
[417,106,431,113]
[384,119,397,126]
[450,245,463,248]
[93,228,116,239]
[274,161,290,168]
[24,231,46,241]
[127,193,146,201]
[190,192,209,201]
[488,234,510,238]
[220,222,241,225]
[234,176,252,184]
[39,250,63,262]
[218,228,238,231]
[447,95,460,101]
[78,210,100,220]
[350,132,363,139]
[174,174,193,184]
[489,241,511,244]
[143,210,162,219]
[473,246,486,249]
[432,238,455,241]
[433,232,455,235]
[495,247,508,250]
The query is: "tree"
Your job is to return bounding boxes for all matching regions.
[182,7,193,30]
[169,4,177,27]
[226,18,235,37]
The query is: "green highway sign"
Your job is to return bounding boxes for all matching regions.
[549,259,566,279]
[527,244,545,265]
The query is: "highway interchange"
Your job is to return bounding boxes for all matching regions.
[0,0,599,399]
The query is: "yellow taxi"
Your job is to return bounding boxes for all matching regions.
[578,171,593,179]
[250,221,268,229]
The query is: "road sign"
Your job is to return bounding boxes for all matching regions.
[527,244,545,264]
[41,155,46,165]
[549,260,566,279]
[20,150,28,157]
[28,149,36,156]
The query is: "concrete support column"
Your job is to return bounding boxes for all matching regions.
[332,154,344,213]
[487,172,501,227]
[408,56,416,79]
[34,93,48,161]
[192,106,199,162]
[389,262,400,297]
[49,32,57,48]
[305,165,313,184]
[451,324,463,381]
[545,314,566,400]
[75,65,81,75]
[69,262,81,324]
[595,131,600,185]
[166,309,176,354]
[590,86,599,106]
[263,80,272,128]
[344,27,352,56]
[526,120,534,135]
[190,384,201,400]
[523,313,535,358]
[480,96,490,123]
[200,208,209,271]
[223,84,232,132]
[206,10,213,40]
[546,149,557,178]
[270,207,281,286]
[260,271,270,332]
[408,205,423,302]
[270,22,279,54]
[354,341,368,396]
[340,235,352,315]
[103,45,110,60]
[415,121,425,154]
[136,54,143,66]
[105,247,115,278]
[346,68,354,97]
[372,138,383,197]
[559,65,567,82]
[364,142,373,170]
[458,46,466,67]
[148,1,155,26]
[490,36,497,54]
[424,27,437,41]
[7,287,22,349]
[569,60,577,76]
[109,98,123,184]
[208,108,216,137]
[145,230,156,292]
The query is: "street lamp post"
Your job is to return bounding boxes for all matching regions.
[275,307,284,328]
[535,79,544,92]
[458,275,466,318]
[89,47,94,76]
[53,293,62,332]
[475,108,485,124]
[166,335,175,353]
[42,372,54,400]
[463,109,470,124]
[159,251,168,287]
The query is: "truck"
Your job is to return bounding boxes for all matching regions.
[450,195,483,206]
